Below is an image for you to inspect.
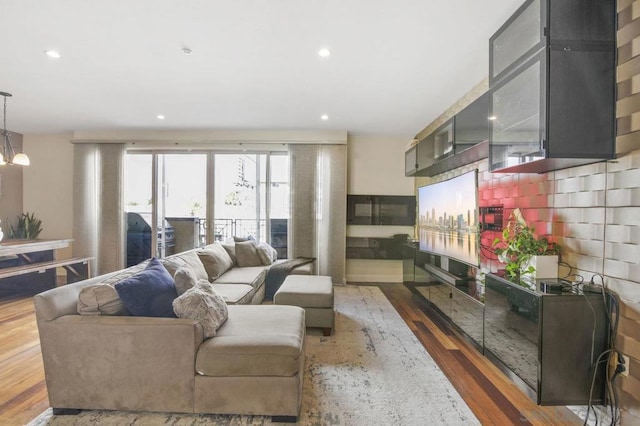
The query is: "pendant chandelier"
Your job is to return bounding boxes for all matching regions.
[0,91,29,166]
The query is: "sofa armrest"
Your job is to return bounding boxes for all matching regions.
[38,315,204,413]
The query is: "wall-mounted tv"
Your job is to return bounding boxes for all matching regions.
[417,170,479,268]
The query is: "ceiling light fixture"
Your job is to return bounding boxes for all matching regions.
[0,92,30,166]
[321,114,329,121]
[318,48,331,57]
[157,114,165,120]
[182,47,192,55]
[488,115,497,121]
[45,50,61,59]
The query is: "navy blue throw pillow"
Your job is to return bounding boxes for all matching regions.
[114,258,178,318]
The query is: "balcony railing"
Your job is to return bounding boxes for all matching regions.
[210,218,266,242]
[202,218,288,258]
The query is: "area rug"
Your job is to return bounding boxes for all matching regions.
[28,285,479,426]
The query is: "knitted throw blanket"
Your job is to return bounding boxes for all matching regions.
[264,257,316,300]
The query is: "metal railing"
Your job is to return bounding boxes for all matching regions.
[209,218,266,242]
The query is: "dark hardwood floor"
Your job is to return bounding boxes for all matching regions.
[0,283,582,425]
[377,283,582,425]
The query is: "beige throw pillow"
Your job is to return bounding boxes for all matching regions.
[235,241,263,267]
[255,241,278,265]
[161,250,209,282]
[221,243,237,264]
[173,281,229,338]
[198,243,234,281]
[78,284,130,316]
[174,266,197,295]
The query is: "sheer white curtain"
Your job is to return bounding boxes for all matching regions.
[289,144,347,284]
[73,143,126,276]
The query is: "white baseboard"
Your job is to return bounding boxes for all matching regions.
[346,274,402,283]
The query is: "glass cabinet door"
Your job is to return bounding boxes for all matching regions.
[490,0,545,83]
[433,119,454,161]
[489,53,546,171]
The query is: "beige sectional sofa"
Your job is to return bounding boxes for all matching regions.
[33,243,308,421]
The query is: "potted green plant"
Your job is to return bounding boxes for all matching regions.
[492,211,559,280]
[9,212,43,240]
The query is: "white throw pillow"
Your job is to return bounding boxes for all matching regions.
[173,266,197,295]
[172,281,229,338]
[77,284,130,316]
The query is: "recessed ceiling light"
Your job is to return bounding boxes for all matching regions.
[488,115,497,121]
[182,47,192,55]
[321,114,329,121]
[157,115,165,120]
[318,48,331,57]
[45,50,61,59]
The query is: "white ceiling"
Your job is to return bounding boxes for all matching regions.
[0,0,522,139]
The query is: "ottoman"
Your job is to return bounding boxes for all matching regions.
[274,275,334,336]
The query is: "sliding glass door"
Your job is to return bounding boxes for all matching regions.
[213,153,289,257]
[124,153,207,266]
[125,150,289,265]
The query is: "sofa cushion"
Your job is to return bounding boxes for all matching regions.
[75,262,150,316]
[198,243,234,281]
[77,284,130,316]
[195,305,305,377]
[174,266,199,295]
[214,266,265,290]
[114,258,178,318]
[212,284,255,305]
[221,243,237,264]
[161,251,209,282]
[255,241,278,265]
[235,241,262,267]
[173,281,229,338]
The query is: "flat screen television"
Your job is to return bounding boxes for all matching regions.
[417,170,479,268]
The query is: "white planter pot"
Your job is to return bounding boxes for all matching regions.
[521,255,558,279]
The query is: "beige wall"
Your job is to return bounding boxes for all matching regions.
[346,135,415,282]
[22,133,74,259]
[0,132,25,237]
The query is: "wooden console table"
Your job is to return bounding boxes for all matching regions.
[0,239,92,291]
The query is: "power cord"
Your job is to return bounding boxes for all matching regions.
[581,274,622,426]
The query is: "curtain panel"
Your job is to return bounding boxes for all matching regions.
[73,143,126,276]
[289,144,346,284]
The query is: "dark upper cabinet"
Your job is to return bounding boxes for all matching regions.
[405,134,434,177]
[490,0,545,85]
[405,93,489,177]
[433,119,455,161]
[454,92,490,153]
[404,144,418,176]
[346,195,416,226]
[489,0,616,173]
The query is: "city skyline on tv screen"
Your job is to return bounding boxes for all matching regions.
[418,170,479,267]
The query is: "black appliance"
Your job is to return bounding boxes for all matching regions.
[126,212,175,267]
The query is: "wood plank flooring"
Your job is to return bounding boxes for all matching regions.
[0,291,48,426]
[1,284,583,425]
[379,283,582,425]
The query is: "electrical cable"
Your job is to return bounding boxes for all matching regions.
[584,348,612,426]
[581,273,622,426]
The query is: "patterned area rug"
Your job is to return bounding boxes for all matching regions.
[29,285,478,426]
